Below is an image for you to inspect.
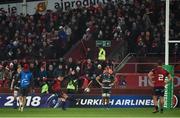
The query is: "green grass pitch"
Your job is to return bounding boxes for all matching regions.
[0,108,179,118]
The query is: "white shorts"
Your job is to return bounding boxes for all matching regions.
[102,93,110,97]
[14,90,18,97]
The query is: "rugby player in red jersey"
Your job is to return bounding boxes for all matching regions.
[51,76,68,110]
[148,60,172,113]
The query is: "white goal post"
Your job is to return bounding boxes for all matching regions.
[165,0,180,65]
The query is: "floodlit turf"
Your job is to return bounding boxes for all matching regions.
[0,108,179,118]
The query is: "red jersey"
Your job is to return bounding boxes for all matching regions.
[52,79,61,92]
[80,75,90,89]
[152,66,169,87]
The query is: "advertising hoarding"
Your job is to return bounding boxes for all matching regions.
[0,94,179,108]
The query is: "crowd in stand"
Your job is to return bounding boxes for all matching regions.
[1,0,179,61]
[0,0,180,91]
[0,0,180,60]
[0,58,114,93]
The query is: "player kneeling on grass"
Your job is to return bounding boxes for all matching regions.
[96,66,114,109]
[47,90,68,110]
[148,60,172,113]
[19,64,33,112]
[50,76,69,110]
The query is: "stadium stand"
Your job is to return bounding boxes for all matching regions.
[0,0,180,95]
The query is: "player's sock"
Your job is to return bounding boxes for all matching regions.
[54,99,61,108]
[160,108,163,113]
[155,106,158,111]
[104,100,108,108]
[20,104,24,112]
[153,106,159,113]
[54,102,60,108]
[13,100,17,109]
[61,101,66,110]
[103,101,107,109]
[18,104,21,111]
[19,101,22,111]
[20,106,24,112]
[106,103,109,110]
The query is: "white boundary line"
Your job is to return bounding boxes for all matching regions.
[1,117,180,118]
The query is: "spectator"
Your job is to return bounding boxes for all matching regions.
[82,28,92,41]
[29,62,38,79]
[3,63,13,87]
[41,80,49,94]
[119,75,127,88]
[0,64,3,81]
[96,64,103,75]
[47,64,54,79]
[53,64,64,78]
[35,66,47,87]
[66,70,78,94]
[58,26,68,48]
[86,47,93,60]
[66,57,75,70]
[136,32,146,56]
[64,24,72,42]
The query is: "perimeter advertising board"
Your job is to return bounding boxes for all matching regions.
[0,0,133,15]
[115,73,180,89]
[0,94,179,108]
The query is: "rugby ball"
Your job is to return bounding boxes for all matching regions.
[84,88,90,93]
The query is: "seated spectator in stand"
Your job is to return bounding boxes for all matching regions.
[0,64,4,87]
[53,64,64,79]
[2,64,12,87]
[66,57,75,70]
[47,64,54,79]
[35,66,47,87]
[119,75,127,88]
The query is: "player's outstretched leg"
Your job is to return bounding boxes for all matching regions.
[54,98,61,108]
